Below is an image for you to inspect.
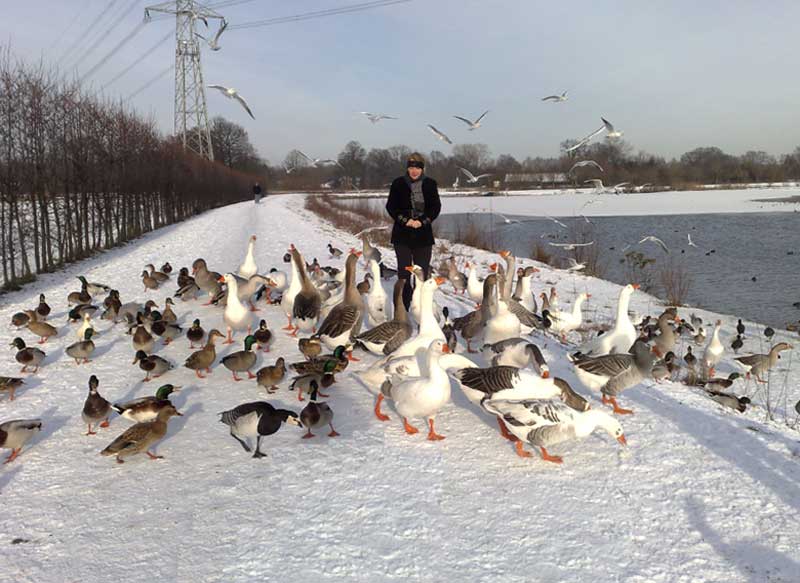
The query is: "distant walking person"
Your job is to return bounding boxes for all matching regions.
[253,181,262,204]
[385,152,442,310]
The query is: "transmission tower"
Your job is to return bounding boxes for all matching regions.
[145,1,223,160]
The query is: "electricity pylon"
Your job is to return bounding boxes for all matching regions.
[145,1,223,160]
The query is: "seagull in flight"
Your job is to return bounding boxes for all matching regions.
[283,163,295,174]
[639,236,669,254]
[545,215,568,228]
[207,85,255,119]
[566,258,586,272]
[687,234,698,248]
[602,117,624,139]
[611,182,630,193]
[458,167,492,184]
[565,126,605,153]
[452,175,460,189]
[453,110,489,130]
[585,179,605,192]
[195,19,227,50]
[298,151,342,168]
[496,213,538,226]
[361,112,398,124]
[542,91,568,103]
[548,241,595,250]
[427,124,453,145]
[569,160,603,173]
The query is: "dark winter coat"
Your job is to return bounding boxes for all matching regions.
[385,175,441,248]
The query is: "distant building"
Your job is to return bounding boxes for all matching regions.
[504,172,569,188]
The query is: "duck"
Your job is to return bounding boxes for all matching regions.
[9,338,45,373]
[684,345,697,370]
[146,264,169,283]
[256,357,286,393]
[366,259,388,327]
[550,292,590,340]
[0,419,42,464]
[300,382,339,438]
[219,274,255,344]
[100,404,182,464]
[0,377,24,401]
[176,267,192,288]
[112,384,181,422]
[573,340,656,415]
[238,234,258,279]
[442,307,458,353]
[186,319,205,348]
[184,329,225,378]
[221,334,259,381]
[652,309,680,357]
[573,284,639,357]
[731,334,744,353]
[24,310,57,343]
[35,294,51,320]
[703,320,724,376]
[694,326,707,345]
[466,262,484,303]
[149,312,183,345]
[219,401,301,458]
[82,375,111,435]
[380,339,452,440]
[67,279,92,305]
[705,390,751,413]
[481,338,549,377]
[328,243,343,258]
[254,319,273,352]
[356,275,371,296]
[291,372,336,402]
[315,251,364,356]
[11,311,30,328]
[280,247,304,330]
[130,315,155,353]
[481,398,626,463]
[298,337,322,360]
[68,303,98,323]
[142,270,159,291]
[102,291,122,322]
[192,258,222,304]
[75,312,95,341]
[696,372,741,391]
[77,275,110,296]
[66,328,96,365]
[175,277,200,302]
[161,262,173,275]
[132,350,174,382]
[162,298,178,324]
[734,342,793,383]
[356,279,413,355]
[290,345,349,376]
[288,245,322,335]
[736,318,746,337]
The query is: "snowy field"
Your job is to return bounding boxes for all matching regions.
[2,194,799,582]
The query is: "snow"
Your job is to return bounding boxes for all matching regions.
[2,194,799,582]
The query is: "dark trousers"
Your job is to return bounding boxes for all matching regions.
[395,244,432,310]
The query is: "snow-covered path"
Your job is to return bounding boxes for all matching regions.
[2,195,799,582]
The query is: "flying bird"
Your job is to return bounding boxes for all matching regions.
[548,241,595,250]
[611,182,630,193]
[602,117,623,138]
[544,215,568,228]
[542,91,568,103]
[569,160,603,173]
[585,179,605,192]
[566,258,586,272]
[496,213,538,226]
[283,163,295,174]
[687,234,698,248]
[297,151,341,168]
[361,112,398,124]
[639,236,669,254]
[195,19,227,50]
[458,167,492,184]
[427,124,453,145]
[565,126,605,153]
[453,110,489,130]
[207,85,255,119]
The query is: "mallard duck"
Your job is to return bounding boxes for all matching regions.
[256,357,286,393]
[175,277,200,302]
[112,384,181,422]
[75,311,95,341]
[328,243,343,258]
[24,311,57,344]
[291,372,335,402]
[149,312,183,345]
[161,262,173,275]
[186,319,205,348]
[316,252,364,357]
[356,275,371,295]
[0,418,42,463]
[238,234,258,279]
[482,399,626,463]
[184,329,225,378]
[131,315,154,353]
[290,345,348,375]
[67,279,92,305]
[142,270,159,291]
[356,279,413,355]
[177,267,192,288]
[9,338,45,373]
[219,273,254,344]
[68,303,99,322]
[132,350,174,382]
[697,372,741,391]
[735,342,793,382]
[82,375,111,435]
[11,311,30,328]
[162,298,178,324]
[219,401,301,458]
[77,275,110,297]
[100,404,182,464]
[66,328,96,365]
[221,334,259,381]
[298,337,322,360]
[0,377,24,401]
[34,293,51,320]
[705,390,751,413]
[146,264,169,283]
[300,382,339,438]
[254,320,273,352]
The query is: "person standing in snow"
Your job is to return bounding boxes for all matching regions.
[385,152,442,310]
[253,181,262,204]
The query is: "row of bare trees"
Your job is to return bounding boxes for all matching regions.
[0,51,256,290]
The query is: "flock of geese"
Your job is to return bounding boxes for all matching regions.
[2,231,794,466]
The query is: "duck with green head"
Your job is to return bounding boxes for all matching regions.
[66,328,96,365]
[132,350,174,382]
[186,319,205,348]
[300,381,339,439]
[149,311,183,344]
[10,338,45,373]
[222,334,258,381]
[290,345,348,376]
[112,384,182,422]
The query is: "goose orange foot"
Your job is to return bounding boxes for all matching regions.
[539,447,563,464]
[426,419,445,441]
[403,418,419,435]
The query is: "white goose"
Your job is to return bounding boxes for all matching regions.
[219,274,254,344]
[574,284,638,356]
[481,338,549,377]
[482,399,626,463]
[703,320,724,376]
[484,284,520,346]
[380,339,452,440]
[365,259,388,327]
[238,235,258,279]
[466,262,483,303]
[387,274,446,360]
[550,292,590,339]
[514,266,538,313]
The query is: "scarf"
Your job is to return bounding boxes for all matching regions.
[404,173,426,215]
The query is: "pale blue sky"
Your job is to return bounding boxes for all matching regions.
[3,0,799,164]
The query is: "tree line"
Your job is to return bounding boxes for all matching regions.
[0,51,258,291]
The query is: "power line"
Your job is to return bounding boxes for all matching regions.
[126,64,174,102]
[228,0,412,30]
[70,0,144,71]
[57,0,122,66]
[101,29,174,90]
[80,20,149,84]
[47,0,96,53]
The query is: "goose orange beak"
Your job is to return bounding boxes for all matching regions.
[434,277,447,286]
[217,276,225,283]
[441,344,451,354]
[499,250,510,258]
[618,434,627,446]
[404,266,415,273]
[631,283,641,289]
[541,370,550,379]
[586,293,592,298]
[489,263,498,271]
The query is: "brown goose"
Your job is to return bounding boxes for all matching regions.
[192,258,222,304]
[289,245,322,336]
[356,280,413,355]
[315,252,364,358]
[652,309,680,357]
[734,342,793,382]
[453,272,497,353]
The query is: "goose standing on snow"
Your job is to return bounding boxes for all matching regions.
[219,402,301,458]
[481,338,549,377]
[289,245,322,335]
[454,272,496,352]
[315,251,364,358]
[366,259,388,327]
[357,280,414,355]
[703,320,725,377]
[280,246,304,331]
[219,274,255,344]
[238,235,258,279]
[465,262,484,303]
[550,292,590,340]
[574,284,639,357]
[734,342,793,382]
